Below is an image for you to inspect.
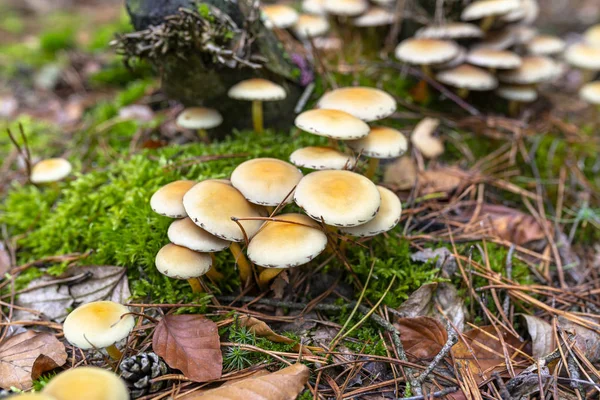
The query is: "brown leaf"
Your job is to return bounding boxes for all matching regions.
[153,315,222,382]
[189,363,309,400]
[559,316,600,362]
[383,156,417,191]
[237,315,294,345]
[0,245,10,276]
[31,354,62,381]
[451,326,528,384]
[395,317,448,361]
[0,331,67,390]
[521,315,555,358]
[383,156,468,195]
[411,117,444,159]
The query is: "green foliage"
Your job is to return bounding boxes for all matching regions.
[40,28,75,54]
[32,372,57,391]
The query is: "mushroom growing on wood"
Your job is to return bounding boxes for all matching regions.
[30,158,72,184]
[176,107,223,141]
[228,78,286,134]
[155,243,213,292]
[43,367,129,400]
[150,180,196,218]
[63,301,135,360]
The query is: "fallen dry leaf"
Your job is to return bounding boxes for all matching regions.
[0,244,10,276]
[559,316,600,363]
[237,315,295,345]
[411,117,444,159]
[383,156,468,195]
[189,363,309,400]
[15,265,131,322]
[521,315,555,359]
[451,326,528,384]
[153,314,222,382]
[395,316,448,361]
[0,331,67,390]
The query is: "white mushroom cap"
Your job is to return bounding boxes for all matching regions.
[262,5,299,29]
[290,146,356,170]
[230,158,303,206]
[294,170,381,227]
[293,14,330,38]
[317,87,397,121]
[63,301,135,349]
[176,107,223,130]
[150,180,196,218]
[526,35,566,56]
[183,180,267,242]
[395,38,460,65]
[411,118,444,159]
[496,85,538,102]
[436,64,498,90]
[472,28,516,50]
[353,7,395,27]
[43,367,129,400]
[168,217,231,252]
[340,186,401,237]
[434,46,468,70]
[302,0,327,15]
[512,25,538,45]
[579,81,600,104]
[501,0,539,24]
[324,0,368,16]
[498,56,558,84]
[247,213,327,268]
[584,24,600,48]
[228,79,286,101]
[467,49,522,69]
[155,243,212,279]
[461,0,520,21]
[564,43,600,70]
[416,23,483,40]
[30,158,72,184]
[347,126,408,159]
[295,109,370,140]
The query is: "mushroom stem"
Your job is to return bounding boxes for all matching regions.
[580,69,597,85]
[230,242,253,286]
[252,100,264,134]
[480,15,495,31]
[196,129,209,142]
[206,255,224,282]
[508,100,520,116]
[328,137,338,148]
[457,88,470,98]
[265,206,275,215]
[258,268,283,290]
[421,65,433,78]
[105,344,122,360]
[187,278,204,293]
[365,158,380,180]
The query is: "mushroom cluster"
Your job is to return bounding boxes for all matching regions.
[578,24,600,115]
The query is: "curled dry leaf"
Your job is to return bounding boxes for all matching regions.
[0,331,67,390]
[237,315,295,345]
[521,315,555,359]
[451,326,528,384]
[383,156,468,195]
[153,314,222,382]
[395,316,448,361]
[559,316,600,363]
[411,117,444,159]
[189,363,309,400]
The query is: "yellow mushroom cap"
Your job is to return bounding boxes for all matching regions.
[526,35,565,56]
[247,213,328,268]
[228,79,286,101]
[150,180,196,218]
[30,158,72,184]
[155,243,212,279]
[324,0,368,16]
[11,394,57,400]
[461,0,520,21]
[317,87,397,122]
[290,146,356,170]
[293,14,330,38]
[262,5,299,29]
[294,170,381,227]
[230,158,303,206]
[498,56,557,84]
[63,301,135,350]
[416,22,483,39]
[436,64,498,91]
[294,109,370,140]
[466,48,522,69]
[395,38,459,65]
[168,217,231,252]
[43,367,129,400]
[564,43,600,70]
[584,24,600,48]
[183,180,267,242]
[347,126,408,159]
[579,81,600,104]
[176,107,223,130]
[340,186,402,237]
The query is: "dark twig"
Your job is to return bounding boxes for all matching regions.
[412,323,458,393]
[398,386,458,400]
[503,244,515,317]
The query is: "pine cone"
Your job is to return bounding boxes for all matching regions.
[119,352,168,399]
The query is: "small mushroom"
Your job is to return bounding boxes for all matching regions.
[500,0,539,24]
[564,43,600,83]
[346,126,408,179]
[63,301,135,360]
[498,56,558,85]
[293,14,330,38]
[526,35,566,56]
[416,22,483,40]
[466,48,522,72]
[579,81,600,124]
[324,0,368,18]
[436,64,498,98]
[584,24,600,48]
[176,107,222,141]
[302,0,326,15]
[461,0,520,31]
[227,78,286,134]
[262,4,299,29]
[294,170,381,227]
[295,108,370,147]
[411,117,444,159]
[317,87,397,122]
[395,38,460,78]
[496,85,538,116]
[472,28,517,51]
[290,146,356,170]
[150,180,196,218]
[43,366,129,400]
[340,186,402,237]
[155,243,212,293]
[248,213,328,288]
[352,7,395,28]
[30,158,72,184]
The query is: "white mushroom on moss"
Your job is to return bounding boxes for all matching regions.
[63,301,135,360]
[176,107,222,141]
[346,126,408,179]
[155,243,212,293]
[43,367,129,400]
[496,85,538,115]
[290,146,356,170]
[150,180,196,218]
[340,186,402,237]
[228,78,286,134]
[30,158,72,184]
